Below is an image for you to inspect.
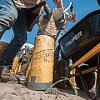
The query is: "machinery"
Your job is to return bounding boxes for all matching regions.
[54,9,100,99]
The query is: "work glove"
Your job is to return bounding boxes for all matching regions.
[44,1,52,19]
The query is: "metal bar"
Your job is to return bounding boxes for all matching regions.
[76,67,92,99]
[94,53,100,99]
[70,66,97,77]
[71,43,100,70]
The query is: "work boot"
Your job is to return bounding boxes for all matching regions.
[0,67,8,82]
[0,67,18,83]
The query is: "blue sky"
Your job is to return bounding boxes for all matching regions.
[1,0,100,44]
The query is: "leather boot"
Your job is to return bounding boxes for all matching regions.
[0,67,17,82]
[0,67,8,82]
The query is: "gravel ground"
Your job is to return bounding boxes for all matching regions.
[0,82,99,100]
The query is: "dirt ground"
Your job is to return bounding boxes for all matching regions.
[0,82,99,100]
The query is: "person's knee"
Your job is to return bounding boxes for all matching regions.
[6,8,18,26]
[0,5,18,28]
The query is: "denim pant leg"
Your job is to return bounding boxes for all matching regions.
[54,30,65,65]
[0,0,18,38]
[2,9,27,64]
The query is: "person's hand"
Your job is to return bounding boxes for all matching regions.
[47,10,52,19]
[44,1,52,19]
[71,12,76,22]
[72,12,76,15]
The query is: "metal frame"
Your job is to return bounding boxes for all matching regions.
[70,43,100,99]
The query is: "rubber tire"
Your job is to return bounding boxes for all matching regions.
[75,65,95,90]
[53,59,70,88]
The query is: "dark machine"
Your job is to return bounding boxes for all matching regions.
[56,9,100,100]
[60,9,100,63]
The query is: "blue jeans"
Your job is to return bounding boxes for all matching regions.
[54,30,65,65]
[0,0,27,64]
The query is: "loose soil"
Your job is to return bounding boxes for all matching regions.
[0,82,99,100]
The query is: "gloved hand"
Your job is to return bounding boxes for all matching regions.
[44,1,52,19]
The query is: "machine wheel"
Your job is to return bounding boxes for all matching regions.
[75,65,95,90]
[53,59,70,88]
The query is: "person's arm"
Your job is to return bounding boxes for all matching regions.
[61,12,76,32]
[65,11,76,22]
[43,0,52,15]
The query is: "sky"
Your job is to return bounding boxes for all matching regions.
[1,0,100,45]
